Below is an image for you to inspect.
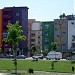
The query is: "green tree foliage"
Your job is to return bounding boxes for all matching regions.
[31,45,38,55]
[4,22,26,74]
[4,22,26,44]
[51,42,57,51]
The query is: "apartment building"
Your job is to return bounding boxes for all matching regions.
[54,19,68,53]
[0,6,29,55]
[68,20,75,51]
[28,19,36,48]
[42,21,54,53]
[54,13,75,58]
[0,9,2,48]
[28,20,42,53]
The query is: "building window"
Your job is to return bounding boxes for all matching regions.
[46,24,49,27]
[16,13,19,16]
[38,41,40,44]
[31,44,35,47]
[3,26,7,30]
[45,38,48,42]
[56,35,60,37]
[38,36,40,39]
[31,39,35,42]
[55,28,57,31]
[54,22,57,25]
[71,22,74,25]
[2,33,8,38]
[63,44,66,45]
[31,34,35,37]
[58,21,63,25]
[57,44,60,46]
[63,32,66,34]
[45,24,49,29]
[46,34,48,36]
[8,20,11,23]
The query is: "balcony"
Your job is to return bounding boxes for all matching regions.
[31,42,35,44]
[31,37,35,39]
[72,38,75,43]
[72,40,75,43]
[3,8,12,12]
[3,15,12,19]
[58,21,63,25]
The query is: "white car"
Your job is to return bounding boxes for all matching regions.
[32,54,44,59]
[17,55,26,59]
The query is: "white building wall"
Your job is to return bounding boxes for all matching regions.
[68,20,75,50]
[30,21,42,51]
[32,22,40,30]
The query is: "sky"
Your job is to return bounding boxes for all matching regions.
[0,0,74,21]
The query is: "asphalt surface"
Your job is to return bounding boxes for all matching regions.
[0,70,75,75]
[12,70,75,75]
[34,71,75,75]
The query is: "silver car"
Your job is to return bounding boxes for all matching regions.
[66,55,75,60]
[32,54,44,59]
[17,55,26,59]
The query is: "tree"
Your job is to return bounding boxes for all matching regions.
[30,45,38,56]
[43,48,48,56]
[4,22,26,74]
[51,42,57,51]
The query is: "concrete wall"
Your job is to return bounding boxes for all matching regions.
[68,20,75,50]
[54,19,68,52]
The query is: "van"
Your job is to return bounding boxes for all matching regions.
[46,51,62,60]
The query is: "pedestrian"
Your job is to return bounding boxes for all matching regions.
[72,66,74,72]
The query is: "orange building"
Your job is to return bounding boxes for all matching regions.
[0,9,2,48]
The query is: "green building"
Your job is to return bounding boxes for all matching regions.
[42,21,54,53]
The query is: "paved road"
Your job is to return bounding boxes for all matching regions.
[34,71,75,75]
[1,70,75,75]
[17,70,75,75]
[13,70,75,75]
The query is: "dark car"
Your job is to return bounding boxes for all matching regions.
[5,55,14,59]
[32,54,44,59]
[17,55,26,59]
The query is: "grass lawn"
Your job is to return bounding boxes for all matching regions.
[0,59,75,73]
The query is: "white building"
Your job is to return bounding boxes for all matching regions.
[68,20,75,50]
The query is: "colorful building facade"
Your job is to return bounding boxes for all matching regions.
[0,9,2,48]
[42,21,54,52]
[1,6,29,55]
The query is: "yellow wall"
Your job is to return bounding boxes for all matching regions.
[0,9,2,48]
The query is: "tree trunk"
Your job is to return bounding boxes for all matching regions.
[13,44,17,74]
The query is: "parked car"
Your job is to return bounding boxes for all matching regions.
[17,55,26,59]
[0,54,4,58]
[32,54,44,59]
[5,55,14,59]
[66,55,75,60]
